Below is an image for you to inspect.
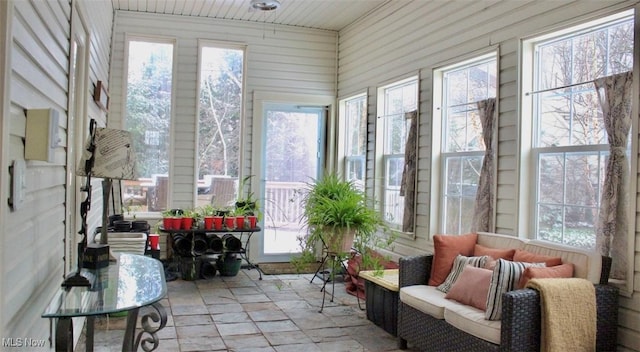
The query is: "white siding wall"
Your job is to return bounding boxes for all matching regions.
[338,1,639,350]
[0,0,113,345]
[108,11,337,209]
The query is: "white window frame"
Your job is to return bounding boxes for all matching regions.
[195,40,247,208]
[338,92,368,189]
[433,53,497,234]
[519,9,637,295]
[122,35,177,215]
[374,75,418,235]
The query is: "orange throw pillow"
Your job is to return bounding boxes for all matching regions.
[446,265,493,311]
[473,244,515,260]
[517,263,574,289]
[513,249,562,267]
[429,233,478,286]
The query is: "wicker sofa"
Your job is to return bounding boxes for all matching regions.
[397,232,619,352]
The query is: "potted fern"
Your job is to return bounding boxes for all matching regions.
[293,173,395,273]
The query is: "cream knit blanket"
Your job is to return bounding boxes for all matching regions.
[526,278,596,352]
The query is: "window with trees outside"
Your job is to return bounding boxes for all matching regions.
[341,94,367,190]
[527,13,633,249]
[440,55,496,234]
[124,39,174,212]
[196,43,244,208]
[375,77,418,231]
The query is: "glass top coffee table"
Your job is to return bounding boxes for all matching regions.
[42,253,167,352]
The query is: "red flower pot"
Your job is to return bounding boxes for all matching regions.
[235,216,246,229]
[163,217,173,230]
[204,216,214,230]
[247,215,257,229]
[224,216,236,230]
[171,217,183,230]
[182,217,194,230]
[213,216,224,230]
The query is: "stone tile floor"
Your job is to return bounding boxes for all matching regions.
[80,266,409,351]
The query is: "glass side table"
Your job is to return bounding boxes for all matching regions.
[42,253,168,352]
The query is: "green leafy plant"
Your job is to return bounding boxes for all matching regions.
[292,173,396,274]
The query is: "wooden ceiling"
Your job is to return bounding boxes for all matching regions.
[111,0,394,31]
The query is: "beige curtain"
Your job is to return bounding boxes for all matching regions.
[594,71,632,280]
[471,98,496,233]
[400,111,417,233]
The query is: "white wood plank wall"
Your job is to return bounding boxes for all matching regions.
[108,11,338,209]
[338,1,639,350]
[0,0,113,343]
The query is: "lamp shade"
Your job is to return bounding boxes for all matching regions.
[77,127,138,180]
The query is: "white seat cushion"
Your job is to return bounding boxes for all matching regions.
[400,285,458,319]
[444,303,501,344]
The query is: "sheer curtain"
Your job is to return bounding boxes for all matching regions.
[401,111,417,233]
[471,98,496,233]
[594,71,632,280]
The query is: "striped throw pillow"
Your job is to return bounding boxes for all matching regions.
[437,254,489,293]
[485,258,546,320]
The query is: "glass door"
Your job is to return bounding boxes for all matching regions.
[258,103,326,262]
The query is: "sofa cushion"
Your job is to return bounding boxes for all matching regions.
[523,240,602,283]
[474,244,515,260]
[444,302,502,345]
[437,255,489,293]
[517,263,575,289]
[476,232,527,250]
[445,265,493,310]
[485,259,546,321]
[513,249,563,267]
[429,233,478,286]
[400,285,458,320]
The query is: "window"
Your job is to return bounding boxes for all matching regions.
[124,39,174,212]
[340,94,367,189]
[525,13,633,249]
[439,55,497,234]
[375,76,418,231]
[196,43,244,208]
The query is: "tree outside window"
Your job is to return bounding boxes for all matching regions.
[531,15,633,249]
[125,40,174,212]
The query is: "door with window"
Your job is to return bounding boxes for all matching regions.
[255,102,327,262]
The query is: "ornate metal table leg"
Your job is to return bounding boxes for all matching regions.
[122,301,168,352]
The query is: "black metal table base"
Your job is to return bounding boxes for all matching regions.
[54,301,167,352]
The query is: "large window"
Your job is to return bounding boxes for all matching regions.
[439,55,497,234]
[341,94,367,189]
[526,13,633,249]
[124,39,174,212]
[375,77,418,231]
[196,43,244,208]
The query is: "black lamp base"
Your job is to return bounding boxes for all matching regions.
[61,272,91,288]
[84,243,110,269]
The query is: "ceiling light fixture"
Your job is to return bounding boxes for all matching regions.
[250,0,281,11]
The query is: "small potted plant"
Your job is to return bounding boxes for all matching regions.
[199,204,216,230]
[181,208,197,230]
[161,209,182,230]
